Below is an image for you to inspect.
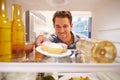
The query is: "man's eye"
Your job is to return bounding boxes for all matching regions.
[63,25,68,28]
[56,25,60,28]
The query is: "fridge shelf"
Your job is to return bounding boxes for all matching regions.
[0,63,120,72]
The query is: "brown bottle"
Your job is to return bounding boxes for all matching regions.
[11,4,25,60]
[0,0,11,62]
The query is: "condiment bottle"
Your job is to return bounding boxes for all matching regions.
[0,0,11,62]
[11,4,26,61]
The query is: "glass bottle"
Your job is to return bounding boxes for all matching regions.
[0,0,11,62]
[76,39,117,63]
[11,4,26,61]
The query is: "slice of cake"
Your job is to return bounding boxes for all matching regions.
[41,41,67,54]
[47,43,63,54]
[57,43,67,53]
[41,41,51,51]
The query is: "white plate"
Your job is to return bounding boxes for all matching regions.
[59,73,98,80]
[36,46,72,57]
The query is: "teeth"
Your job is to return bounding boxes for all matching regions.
[60,34,64,36]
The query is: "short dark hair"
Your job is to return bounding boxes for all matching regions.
[52,11,72,24]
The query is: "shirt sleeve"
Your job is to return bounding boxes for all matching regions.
[48,34,55,42]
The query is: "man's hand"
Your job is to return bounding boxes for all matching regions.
[35,35,49,47]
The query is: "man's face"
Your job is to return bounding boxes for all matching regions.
[54,17,72,41]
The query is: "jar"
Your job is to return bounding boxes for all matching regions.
[76,39,117,63]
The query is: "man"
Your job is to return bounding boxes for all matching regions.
[35,11,86,49]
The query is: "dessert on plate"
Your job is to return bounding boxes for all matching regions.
[41,41,67,54]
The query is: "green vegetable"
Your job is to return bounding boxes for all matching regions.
[43,75,55,80]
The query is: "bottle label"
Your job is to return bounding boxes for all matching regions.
[12,28,25,44]
[0,27,11,42]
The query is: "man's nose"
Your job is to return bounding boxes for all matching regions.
[59,27,64,32]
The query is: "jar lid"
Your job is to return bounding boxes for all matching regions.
[91,40,117,63]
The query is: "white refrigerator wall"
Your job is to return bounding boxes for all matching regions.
[92,0,120,58]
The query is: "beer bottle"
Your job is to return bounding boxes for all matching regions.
[0,0,11,62]
[11,4,26,60]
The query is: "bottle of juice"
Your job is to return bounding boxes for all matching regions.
[11,4,26,60]
[0,0,11,62]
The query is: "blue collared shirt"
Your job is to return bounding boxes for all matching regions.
[48,31,87,49]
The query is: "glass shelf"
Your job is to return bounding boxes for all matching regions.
[0,63,120,72]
